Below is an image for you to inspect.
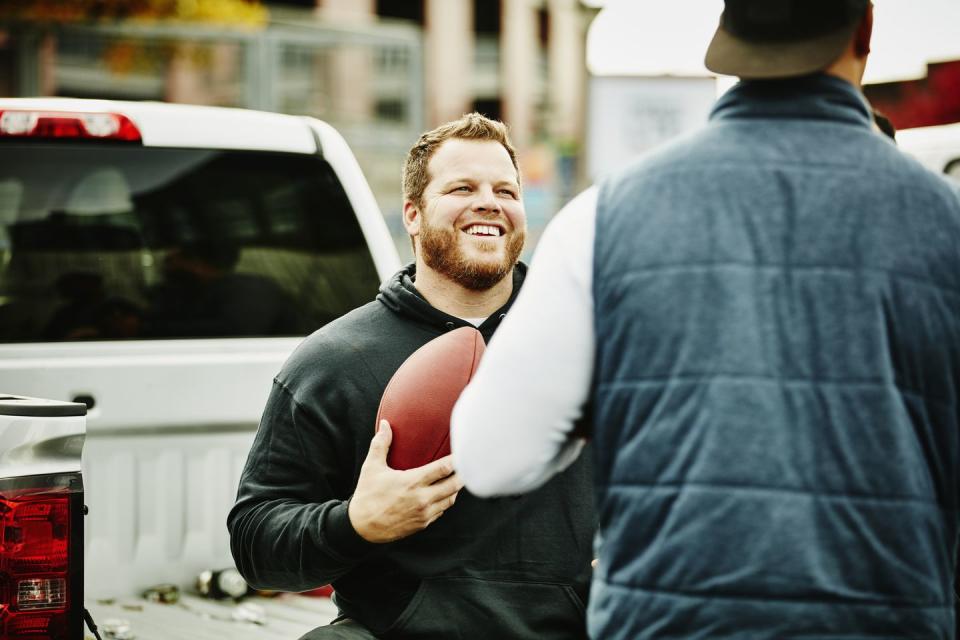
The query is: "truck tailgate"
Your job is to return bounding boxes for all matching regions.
[87,592,337,639]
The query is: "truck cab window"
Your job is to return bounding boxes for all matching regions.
[0,143,380,343]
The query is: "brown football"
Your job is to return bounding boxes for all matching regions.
[377,327,485,470]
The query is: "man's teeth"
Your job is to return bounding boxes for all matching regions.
[465,225,502,237]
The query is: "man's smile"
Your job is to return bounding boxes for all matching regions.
[462,223,504,237]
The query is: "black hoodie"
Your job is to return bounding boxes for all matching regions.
[228,264,595,639]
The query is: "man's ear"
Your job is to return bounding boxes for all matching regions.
[854,3,873,58]
[402,200,421,236]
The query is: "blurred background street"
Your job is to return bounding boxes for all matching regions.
[1,0,958,259]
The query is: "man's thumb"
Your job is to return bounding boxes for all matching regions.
[367,419,392,463]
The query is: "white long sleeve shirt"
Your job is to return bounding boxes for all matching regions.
[450,186,598,496]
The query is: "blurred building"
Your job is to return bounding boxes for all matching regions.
[312,0,597,255]
[0,0,598,260]
[864,60,960,131]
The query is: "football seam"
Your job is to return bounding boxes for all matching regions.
[434,331,480,462]
[469,332,484,377]
[430,433,450,462]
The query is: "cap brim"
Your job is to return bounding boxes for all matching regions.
[704,19,858,79]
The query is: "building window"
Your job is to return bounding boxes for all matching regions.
[472,98,502,122]
[474,0,501,34]
[376,0,424,24]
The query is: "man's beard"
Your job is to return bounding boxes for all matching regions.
[419,219,525,291]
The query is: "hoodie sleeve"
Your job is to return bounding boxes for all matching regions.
[228,374,376,591]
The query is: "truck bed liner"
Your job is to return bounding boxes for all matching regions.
[86,593,338,639]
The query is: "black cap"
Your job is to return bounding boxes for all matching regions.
[705,0,870,79]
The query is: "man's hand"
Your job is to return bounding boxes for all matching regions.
[348,420,463,543]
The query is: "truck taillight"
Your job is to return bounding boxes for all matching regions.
[0,474,83,639]
[0,110,141,142]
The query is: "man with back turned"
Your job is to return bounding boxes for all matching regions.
[452,2,960,637]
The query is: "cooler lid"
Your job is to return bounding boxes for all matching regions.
[0,395,87,417]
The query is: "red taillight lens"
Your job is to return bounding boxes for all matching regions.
[0,474,83,639]
[4,497,70,575]
[4,611,66,638]
[0,110,141,142]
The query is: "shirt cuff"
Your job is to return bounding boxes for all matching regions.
[324,499,377,559]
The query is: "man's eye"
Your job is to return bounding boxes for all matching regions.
[454,186,471,192]
[499,190,517,198]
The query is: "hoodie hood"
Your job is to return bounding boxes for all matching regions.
[376,262,527,340]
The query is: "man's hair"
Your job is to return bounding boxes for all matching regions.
[402,113,521,212]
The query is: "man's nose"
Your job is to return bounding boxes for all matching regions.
[472,186,501,213]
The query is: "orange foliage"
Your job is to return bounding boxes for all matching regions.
[0,0,268,26]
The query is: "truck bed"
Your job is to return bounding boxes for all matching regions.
[80,424,340,639]
[86,592,337,639]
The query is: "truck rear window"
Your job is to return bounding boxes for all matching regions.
[0,142,380,343]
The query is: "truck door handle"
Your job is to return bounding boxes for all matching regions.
[72,394,96,410]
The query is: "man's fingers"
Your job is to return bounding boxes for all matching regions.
[414,454,456,484]
[424,491,459,527]
[426,474,462,502]
[364,420,393,466]
[440,491,458,511]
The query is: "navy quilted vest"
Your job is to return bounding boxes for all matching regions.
[589,74,960,639]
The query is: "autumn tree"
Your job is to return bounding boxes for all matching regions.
[0,0,268,27]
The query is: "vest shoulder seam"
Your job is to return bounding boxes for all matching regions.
[596,262,960,299]
[597,581,952,610]
[604,481,948,512]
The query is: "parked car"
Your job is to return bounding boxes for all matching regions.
[898,121,960,182]
[0,98,402,639]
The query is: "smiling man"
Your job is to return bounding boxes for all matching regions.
[228,113,594,639]
[402,132,525,313]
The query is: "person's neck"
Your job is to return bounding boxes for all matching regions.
[412,260,514,320]
[824,54,866,90]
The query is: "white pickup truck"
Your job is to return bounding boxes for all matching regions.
[0,98,402,639]
[899,121,960,182]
